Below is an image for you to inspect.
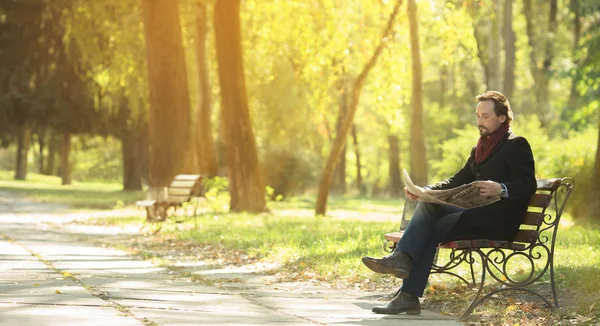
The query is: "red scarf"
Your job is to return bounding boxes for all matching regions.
[475,123,509,165]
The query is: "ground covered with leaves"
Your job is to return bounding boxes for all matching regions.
[78,220,599,326]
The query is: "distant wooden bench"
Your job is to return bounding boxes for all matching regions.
[382,178,575,317]
[136,174,204,223]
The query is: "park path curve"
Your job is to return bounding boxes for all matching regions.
[0,191,461,326]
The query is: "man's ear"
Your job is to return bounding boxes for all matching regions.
[500,115,507,123]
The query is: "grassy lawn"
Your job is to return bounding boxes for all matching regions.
[2,170,599,324]
[0,170,144,210]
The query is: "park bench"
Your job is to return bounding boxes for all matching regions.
[135,174,205,224]
[381,177,575,317]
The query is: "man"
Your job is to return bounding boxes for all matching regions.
[362,91,537,315]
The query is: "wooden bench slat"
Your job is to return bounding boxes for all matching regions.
[169,180,199,188]
[536,178,562,191]
[166,195,192,203]
[513,230,539,243]
[528,194,552,208]
[168,188,194,196]
[173,174,202,181]
[439,240,526,250]
[384,231,404,243]
[522,212,545,226]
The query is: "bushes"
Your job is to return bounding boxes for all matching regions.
[261,148,317,200]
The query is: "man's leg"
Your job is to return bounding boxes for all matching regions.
[368,204,464,315]
[400,211,462,297]
[362,202,463,278]
[395,202,464,260]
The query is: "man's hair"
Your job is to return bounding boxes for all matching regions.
[476,91,513,124]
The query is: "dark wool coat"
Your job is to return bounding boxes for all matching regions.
[428,130,537,241]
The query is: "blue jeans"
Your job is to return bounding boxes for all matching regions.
[396,202,465,297]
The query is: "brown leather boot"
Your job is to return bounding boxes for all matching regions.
[372,291,421,315]
[361,251,412,278]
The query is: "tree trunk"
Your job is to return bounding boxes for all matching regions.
[523,0,557,125]
[590,117,600,217]
[407,0,428,186]
[44,133,57,176]
[351,124,363,193]
[469,2,489,90]
[141,0,193,187]
[487,0,501,90]
[439,65,447,108]
[388,133,402,197]
[332,89,347,194]
[214,0,267,212]
[568,0,582,110]
[60,132,72,185]
[121,127,144,191]
[14,120,31,180]
[37,129,46,174]
[195,1,219,177]
[315,0,403,215]
[503,0,516,99]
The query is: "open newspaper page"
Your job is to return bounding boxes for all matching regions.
[402,170,500,209]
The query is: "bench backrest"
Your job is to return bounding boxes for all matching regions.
[514,178,575,247]
[398,178,575,247]
[166,174,204,203]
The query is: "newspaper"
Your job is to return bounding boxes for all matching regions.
[403,169,500,209]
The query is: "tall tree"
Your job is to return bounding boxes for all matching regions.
[315,0,403,215]
[214,0,267,212]
[469,2,490,90]
[568,0,582,111]
[503,0,516,99]
[194,1,219,177]
[487,0,502,90]
[332,87,348,194]
[141,0,193,187]
[523,0,558,126]
[388,133,402,196]
[14,118,31,180]
[59,132,72,185]
[407,0,427,186]
[351,124,363,193]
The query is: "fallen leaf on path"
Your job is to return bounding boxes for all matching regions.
[55,289,61,294]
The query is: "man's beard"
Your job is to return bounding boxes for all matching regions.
[478,126,491,137]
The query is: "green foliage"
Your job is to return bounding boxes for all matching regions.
[261,148,317,200]
[429,124,477,182]
[519,118,596,180]
[71,136,123,182]
[202,176,230,213]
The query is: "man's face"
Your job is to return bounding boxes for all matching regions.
[476,100,506,137]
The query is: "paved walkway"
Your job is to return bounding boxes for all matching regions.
[0,192,461,325]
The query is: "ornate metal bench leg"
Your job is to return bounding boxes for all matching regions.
[550,256,559,308]
[461,249,487,317]
[469,252,477,286]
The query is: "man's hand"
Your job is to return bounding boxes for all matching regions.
[472,180,502,197]
[404,187,419,200]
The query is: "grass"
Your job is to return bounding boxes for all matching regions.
[0,170,144,210]
[2,169,600,324]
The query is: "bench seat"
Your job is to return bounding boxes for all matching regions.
[136,174,204,224]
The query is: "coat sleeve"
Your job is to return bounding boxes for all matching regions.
[427,147,476,190]
[503,137,537,201]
